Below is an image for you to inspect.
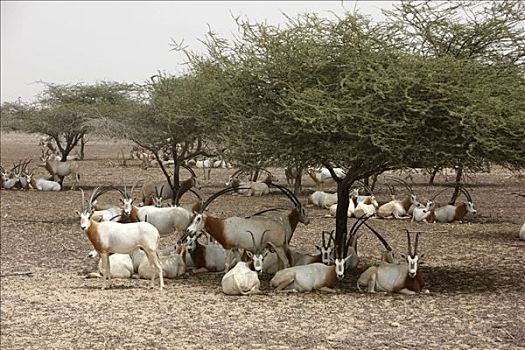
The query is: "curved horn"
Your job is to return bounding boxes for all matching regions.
[269,183,300,207]
[188,188,202,201]
[429,186,452,202]
[406,229,413,256]
[260,229,270,249]
[322,230,326,247]
[363,222,393,251]
[129,180,139,198]
[200,186,251,212]
[386,184,395,196]
[414,231,420,255]
[88,186,114,207]
[356,180,374,196]
[389,177,414,194]
[115,186,128,199]
[346,215,373,251]
[458,186,473,202]
[247,230,257,251]
[328,230,335,246]
[182,164,196,178]
[79,188,86,212]
[229,169,245,179]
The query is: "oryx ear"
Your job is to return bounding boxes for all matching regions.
[344,255,352,263]
[400,253,407,259]
[246,251,253,258]
[266,242,277,253]
[315,245,321,251]
[76,210,81,216]
[419,253,425,260]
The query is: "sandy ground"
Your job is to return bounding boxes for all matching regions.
[1,131,524,349]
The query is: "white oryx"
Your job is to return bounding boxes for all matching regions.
[27,173,61,191]
[307,167,346,191]
[269,216,371,293]
[119,186,198,236]
[308,191,338,209]
[357,230,426,295]
[221,261,261,295]
[426,186,477,223]
[40,150,80,190]
[77,187,164,290]
[138,243,187,279]
[86,250,134,279]
[180,184,310,272]
[184,233,226,273]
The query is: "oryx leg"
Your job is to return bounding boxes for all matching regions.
[224,249,240,271]
[367,269,378,293]
[397,288,416,295]
[273,275,296,291]
[144,250,164,290]
[273,247,290,271]
[100,253,112,289]
[318,287,337,293]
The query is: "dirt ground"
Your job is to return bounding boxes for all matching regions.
[1,131,524,349]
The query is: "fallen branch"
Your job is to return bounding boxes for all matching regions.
[406,230,448,234]
[1,271,33,277]
[61,243,76,252]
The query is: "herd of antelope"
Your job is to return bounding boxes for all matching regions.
[2,143,523,296]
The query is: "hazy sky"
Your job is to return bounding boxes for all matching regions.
[1,1,395,103]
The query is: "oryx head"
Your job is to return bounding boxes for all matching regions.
[184,232,200,254]
[315,230,334,265]
[77,187,107,231]
[459,187,477,215]
[402,230,424,279]
[334,255,352,281]
[118,182,138,215]
[152,185,164,208]
[185,213,205,238]
[245,229,271,274]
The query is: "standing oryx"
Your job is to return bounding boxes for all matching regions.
[40,150,80,190]
[119,185,198,236]
[180,183,309,272]
[77,187,164,290]
[141,165,201,206]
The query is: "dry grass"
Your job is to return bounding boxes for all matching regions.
[1,131,524,349]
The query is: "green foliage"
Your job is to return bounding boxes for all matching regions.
[1,81,137,160]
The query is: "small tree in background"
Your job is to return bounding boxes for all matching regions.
[1,81,136,161]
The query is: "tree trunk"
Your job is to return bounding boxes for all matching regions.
[80,135,86,160]
[293,166,303,195]
[449,166,463,204]
[429,166,440,185]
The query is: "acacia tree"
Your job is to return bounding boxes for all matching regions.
[185,4,524,258]
[185,14,425,257]
[114,72,230,204]
[1,82,136,161]
[383,0,525,189]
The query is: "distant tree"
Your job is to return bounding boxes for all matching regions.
[1,81,136,161]
[112,73,229,204]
